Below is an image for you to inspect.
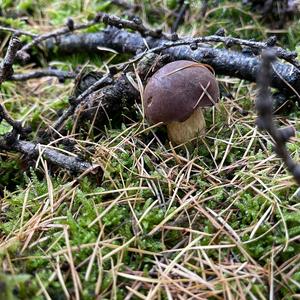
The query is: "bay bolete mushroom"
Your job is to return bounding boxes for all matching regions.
[143,60,219,145]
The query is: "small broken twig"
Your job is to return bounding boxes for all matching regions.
[0,35,21,84]
[171,1,189,33]
[16,17,103,62]
[256,49,300,184]
[0,105,31,137]
[11,68,76,81]
[96,12,169,39]
[0,138,98,173]
[0,35,31,136]
[0,25,37,37]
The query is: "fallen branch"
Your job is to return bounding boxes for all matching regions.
[45,53,169,136]
[45,27,300,96]
[11,68,76,81]
[0,35,31,137]
[15,11,171,62]
[15,12,298,70]
[51,73,113,132]
[7,12,300,89]
[0,36,95,174]
[0,137,98,173]
[16,17,103,62]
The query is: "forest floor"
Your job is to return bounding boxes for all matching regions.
[1,0,300,299]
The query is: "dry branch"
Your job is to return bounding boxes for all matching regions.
[16,17,103,62]
[96,12,169,39]
[0,138,97,173]
[0,35,31,137]
[45,27,300,96]
[0,37,95,174]
[74,72,140,126]
[51,73,113,133]
[11,68,76,81]
[2,15,300,179]
[48,53,169,134]
[0,35,21,84]
[256,50,300,184]
[0,25,37,37]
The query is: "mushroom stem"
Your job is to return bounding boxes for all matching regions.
[166,106,206,145]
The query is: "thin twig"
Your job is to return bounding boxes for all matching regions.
[16,17,102,61]
[15,11,170,63]
[256,49,300,184]
[0,35,31,136]
[11,68,76,81]
[0,105,31,136]
[96,12,170,39]
[171,1,189,33]
[0,35,21,84]
[0,25,37,37]
[51,73,113,132]
[141,34,299,69]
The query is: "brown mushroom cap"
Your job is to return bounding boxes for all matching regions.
[143,60,219,124]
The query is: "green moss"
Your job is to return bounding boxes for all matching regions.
[0,157,25,190]
[0,273,32,300]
